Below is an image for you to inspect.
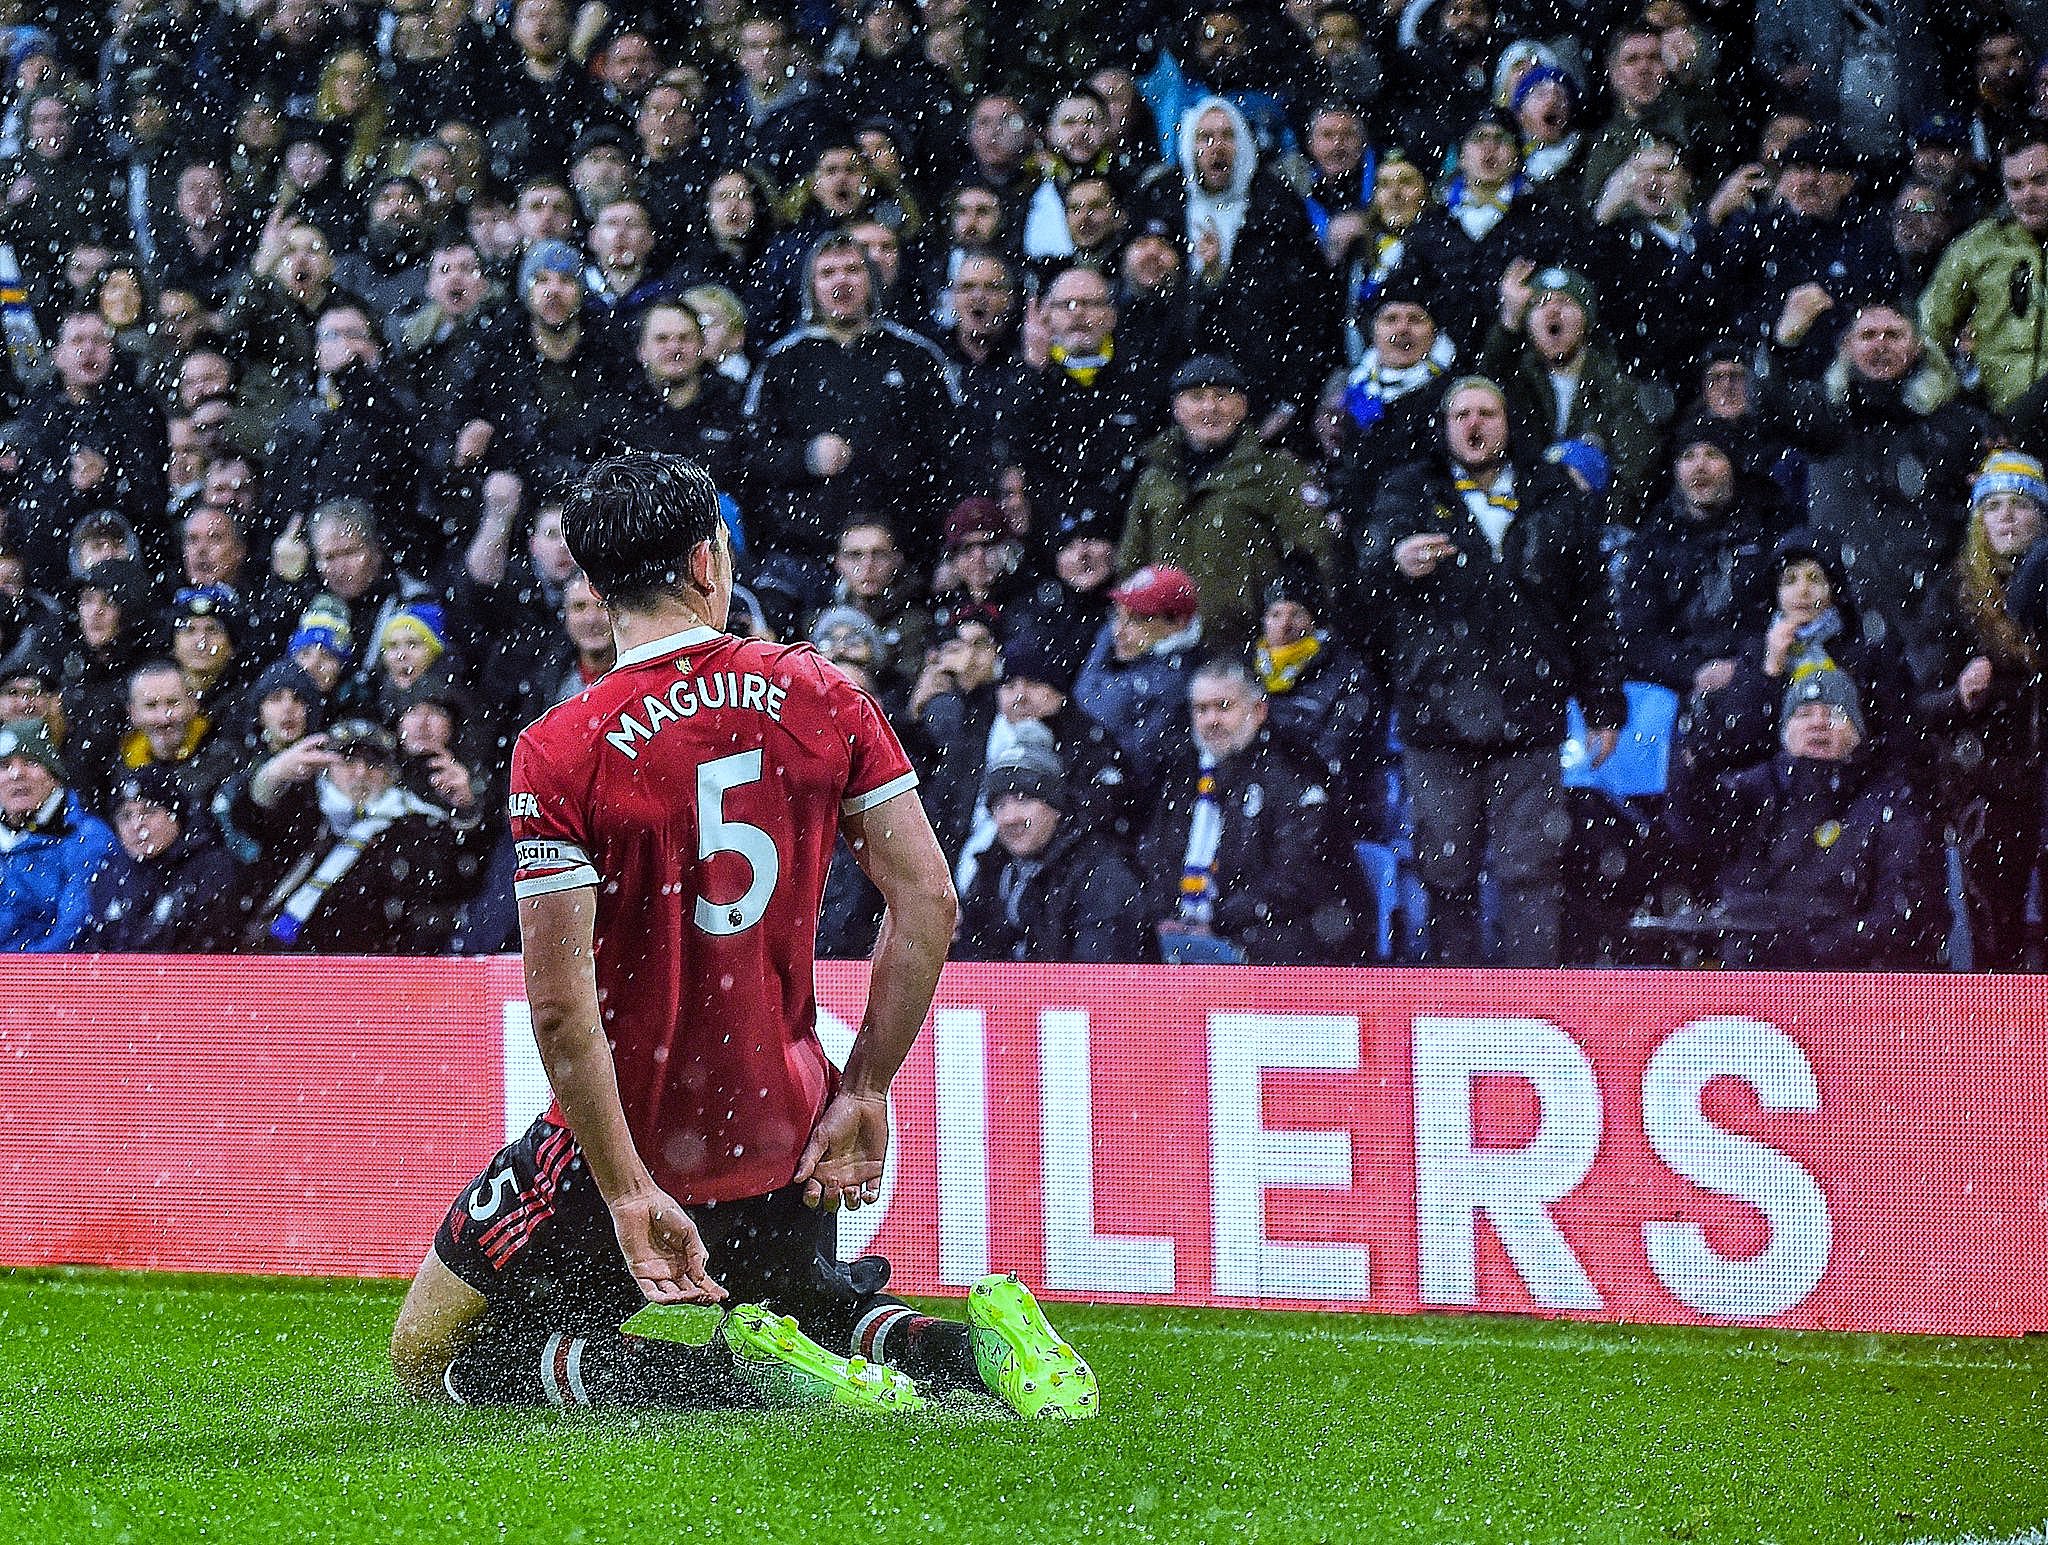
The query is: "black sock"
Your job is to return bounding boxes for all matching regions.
[444,1324,765,1410]
[848,1299,980,1394]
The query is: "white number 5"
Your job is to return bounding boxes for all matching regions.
[696,749,780,935]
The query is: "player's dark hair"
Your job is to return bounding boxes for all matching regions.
[562,453,721,610]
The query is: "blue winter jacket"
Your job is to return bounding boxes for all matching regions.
[0,793,127,952]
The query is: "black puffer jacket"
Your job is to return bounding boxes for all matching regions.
[1613,483,1791,693]
[1361,455,1624,751]
[1136,729,1369,965]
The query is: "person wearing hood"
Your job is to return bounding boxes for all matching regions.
[1119,353,1332,651]
[90,763,247,952]
[1479,261,1665,507]
[1614,416,1792,694]
[955,748,1149,965]
[1909,453,2048,968]
[1404,106,1585,354]
[743,230,961,605]
[1666,665,1944,970]
[223,715,488,952]
[1508,55,1588,199]
[1133,95,1338,434]
[1762,298,1990,648]
[0,716,124,952]
[1685,528,1919,775]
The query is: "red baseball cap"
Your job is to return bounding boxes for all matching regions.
[1110,565,1199,620]
[943,496,1008,551]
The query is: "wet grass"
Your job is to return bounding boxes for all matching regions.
[6,1268,2045,1543]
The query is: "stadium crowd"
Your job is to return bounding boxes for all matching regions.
[0,0,2045,969]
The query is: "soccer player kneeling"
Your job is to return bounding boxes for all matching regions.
[389,453,1093,1418]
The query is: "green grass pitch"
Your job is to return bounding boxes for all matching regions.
[10,1268,2046,1544]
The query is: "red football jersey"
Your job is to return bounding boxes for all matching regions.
[509,624,918,1204]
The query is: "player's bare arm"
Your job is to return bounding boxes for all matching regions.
[519,883,725,1305]
[794,788,957,1212]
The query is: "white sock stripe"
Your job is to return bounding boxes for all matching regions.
[851,1304,896,1356]
[862,1306,917,1364]
[441,1363,466,1406]
[540,1331,567,1407]
[564,1337,589,1405]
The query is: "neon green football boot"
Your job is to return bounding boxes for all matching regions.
[967,1273,1098,1419]
[720,1303,927,1413]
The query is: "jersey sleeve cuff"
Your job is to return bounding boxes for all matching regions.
[514,865,600,899]
[841,770,920,816]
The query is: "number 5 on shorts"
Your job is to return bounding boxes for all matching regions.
[696,749,780,935]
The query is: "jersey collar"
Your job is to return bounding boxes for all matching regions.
[613,625,723,670]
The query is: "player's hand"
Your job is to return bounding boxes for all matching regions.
[795,1090,889,1212]
[609,1186,727,1305]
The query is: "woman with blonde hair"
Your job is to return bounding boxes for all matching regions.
[1913,451,2048,968]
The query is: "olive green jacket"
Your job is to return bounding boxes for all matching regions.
[1919,212,2048,414]
[1118,431,1330,648]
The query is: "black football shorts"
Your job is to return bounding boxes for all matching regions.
[433,1115,889,1335]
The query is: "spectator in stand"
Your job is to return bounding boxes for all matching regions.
[1073,563,1205,785]
[1360,376,1622,965]
[1137,657,1365,965]
[1016,262,1168,512]
[1479,262,1663,508]
[1686,529,1918,775]
[223,717,487,953]
[1135,95,1336,433]
[929,497,1024,637]
[279,499,434,704]
[1762,299,1989,648]
[1579,24,1727,210]
[90,763,245,951]
[1910,454,2047,969]
[743,230,960,614]
[263,303,426,562]
[1325,272,1456,527]
[955,750,1149,965]
[1255,559,1389,841]
[577,301,744,488]
[219,214,368,422]
[819,517,929,698]
[0,716,123,952]
[1615,418,1791,696]
[909,612,1003,857]
[13,311,167,589]
[1011,492,1121,687]
[1119,353,1330,651]
[1924,130,2048,420]
[97,658,239,817]
[1667,665,1944,970]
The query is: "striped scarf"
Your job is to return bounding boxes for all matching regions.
[1178,758,1223,925]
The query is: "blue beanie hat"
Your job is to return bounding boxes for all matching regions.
[519,239,585,297]
[1971,450,2048,510]
[1512,64,1575,113]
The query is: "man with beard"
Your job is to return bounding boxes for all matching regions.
[333,174,437,321]
[916,181,1009,330]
